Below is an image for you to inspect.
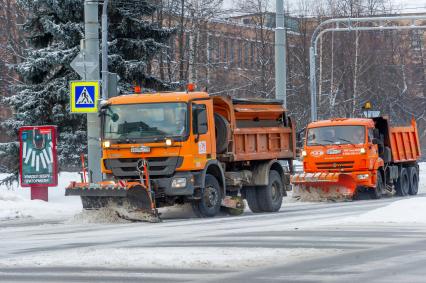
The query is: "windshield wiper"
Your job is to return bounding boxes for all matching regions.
[336,137,352,143]
[319,139,336,144]
[308,142,325,146]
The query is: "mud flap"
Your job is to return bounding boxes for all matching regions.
[291,173,357,201]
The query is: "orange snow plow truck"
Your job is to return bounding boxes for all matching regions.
[66,89,296,221]
[292,116,421,200]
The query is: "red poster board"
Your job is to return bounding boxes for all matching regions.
[19,126,58,188]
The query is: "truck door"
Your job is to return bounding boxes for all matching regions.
[191,101,213,169]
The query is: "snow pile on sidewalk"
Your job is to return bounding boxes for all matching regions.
[343,162,426,224]
[347,197,426,224]
[0,172,82,221]
[0,247,331,269]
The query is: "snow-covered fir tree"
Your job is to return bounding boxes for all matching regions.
[0,0,175,182]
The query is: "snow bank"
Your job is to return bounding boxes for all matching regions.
[336,163,426,224]
[0,247,330,270]
[0,172,82,221]
[344,197,426,224]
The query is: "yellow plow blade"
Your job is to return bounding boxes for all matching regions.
[291,173,357,201]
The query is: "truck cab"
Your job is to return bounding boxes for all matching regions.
[100,92,215,200]
[301,118,380,189]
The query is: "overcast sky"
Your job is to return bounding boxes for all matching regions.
[223,0,426,13]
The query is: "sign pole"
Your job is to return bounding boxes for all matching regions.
[84,0,102,183]
[31,186,48,201]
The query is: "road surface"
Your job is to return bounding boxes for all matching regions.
[1,193,426,282]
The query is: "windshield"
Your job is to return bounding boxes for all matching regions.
[307,125,365,146]
[103,103,187,141]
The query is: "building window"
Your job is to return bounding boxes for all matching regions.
[223,40,228,63]
[238,40,242,68]
[411,30,423,50]
[215,37,220,63]
[244,42,250,68]
[250,42,255,67]
[229,39,234,67]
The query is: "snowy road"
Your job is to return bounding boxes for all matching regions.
[1,164,426,282]
[2,194,426,282]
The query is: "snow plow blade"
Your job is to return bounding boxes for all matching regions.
[291,173,357,201]
[65,181,160,222]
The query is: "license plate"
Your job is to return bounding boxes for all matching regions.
[131,146,150,153]
[327,149,341,155]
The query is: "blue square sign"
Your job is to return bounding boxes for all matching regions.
[75,86,95,108]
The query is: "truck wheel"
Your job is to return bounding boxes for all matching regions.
[192,174,222,217]
[370,172,383,199]
[257,170,283,212]
[408,167,419,195]
[245,187,262,213]
[214,113,230,154]
[395,168,409,196]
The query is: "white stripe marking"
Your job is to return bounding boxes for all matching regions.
[42,149,51,164]
[40,153,47,169]
[25,148,33,164]
[31,151,36,167]
[36,155,40,172]
[48,143,53,163]
[22,142,27,159]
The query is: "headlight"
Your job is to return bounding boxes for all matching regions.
[171,177,187,188]
[357,174,369,180]
[103,141,111,148]
[165,138,172,146]
[360,148,366,154]
[302,150,307,157]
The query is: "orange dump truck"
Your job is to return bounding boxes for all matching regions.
[292,117,421,200]
[66,89,296,221]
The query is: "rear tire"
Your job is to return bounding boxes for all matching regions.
[257,170,283,212]
[395,168,409,196]
[408,167,419,195]
[370,172,383,199]
[245,187,262,213]
[192,174,222,217]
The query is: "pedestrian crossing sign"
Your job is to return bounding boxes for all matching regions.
[70,81,99,113]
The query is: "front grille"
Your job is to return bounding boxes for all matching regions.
[104,157,183,178]
[315,161,354,170]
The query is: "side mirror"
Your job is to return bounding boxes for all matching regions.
[111,113,119,122]
[372,138,380,145]
[373,128,380,139]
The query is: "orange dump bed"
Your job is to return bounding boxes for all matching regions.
[388,119,421,163]
[213,96,296,162]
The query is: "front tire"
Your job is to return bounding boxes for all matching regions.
[257,170,283,212]
[370,172,383,199]
[395,168,409,196]
[192,174,222,217]
[408,167,419,195]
